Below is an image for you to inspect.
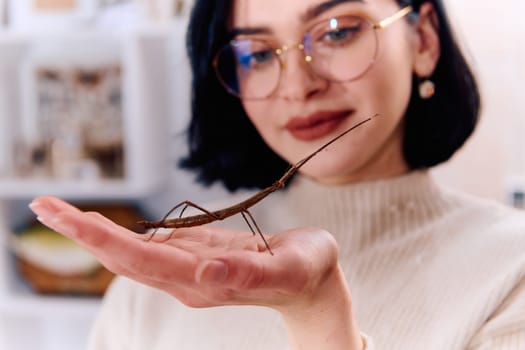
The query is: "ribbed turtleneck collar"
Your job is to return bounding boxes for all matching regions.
[260,170,455,252]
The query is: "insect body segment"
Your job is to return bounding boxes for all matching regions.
[137,115,377,255]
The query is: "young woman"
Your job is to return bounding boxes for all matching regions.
[30,0,525,349]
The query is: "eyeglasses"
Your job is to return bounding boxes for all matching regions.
[213,6,413,100]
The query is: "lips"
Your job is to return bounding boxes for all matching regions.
[285,110,352,141]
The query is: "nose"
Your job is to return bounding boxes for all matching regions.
[276,48,328,100]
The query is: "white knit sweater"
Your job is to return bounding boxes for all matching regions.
[88,171,525,349]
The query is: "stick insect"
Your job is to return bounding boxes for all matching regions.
[137,115,377,254]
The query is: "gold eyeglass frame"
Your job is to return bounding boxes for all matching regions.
[213,5,414,99]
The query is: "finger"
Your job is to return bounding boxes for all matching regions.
[39,209,199,285]
[31,197,139,241]
[133,224,217,244]
[29,199,162,284]
[29,196,83,219]
[84,211,132,234]
[196,246,304,298]
[30,197,153,277]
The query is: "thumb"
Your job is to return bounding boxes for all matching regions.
[196,247,311,294]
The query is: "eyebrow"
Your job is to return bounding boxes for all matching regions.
[229,27,269,37]
[229,0,364,37]
[303,0,364,22]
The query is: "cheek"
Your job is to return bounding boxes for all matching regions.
[241,101,271,130]
[241,100,282,146]
[359,34,415,120]
[374,67,412,118]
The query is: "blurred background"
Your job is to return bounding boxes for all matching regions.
[0,0,523,349]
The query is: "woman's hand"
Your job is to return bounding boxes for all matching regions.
[29,196,364,350]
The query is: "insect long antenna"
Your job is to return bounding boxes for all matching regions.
[138,114,378,253]
[277,115,377,184]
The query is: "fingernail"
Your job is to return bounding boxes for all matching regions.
[29,201,54,222]
[196,260,228,285]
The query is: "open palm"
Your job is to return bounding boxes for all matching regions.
[29,196,339,311]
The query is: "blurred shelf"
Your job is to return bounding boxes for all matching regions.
[0,27,174,201]
[0,18,188,350]
[0,178,160,200]
[0,249,102,321]
[0,222,103,321]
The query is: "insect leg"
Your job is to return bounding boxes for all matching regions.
[240,212,256,235]
[143,201,188,241]
[240,210,273,255]
[144,201,223,242]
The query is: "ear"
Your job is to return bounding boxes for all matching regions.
[412,3,441,78]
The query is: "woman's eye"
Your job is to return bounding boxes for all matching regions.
[238,50,274,68]
[323,26,360,43]
[252,50,274,63]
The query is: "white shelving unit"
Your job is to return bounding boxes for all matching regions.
[0,28,175,198]
[0,26,178,349]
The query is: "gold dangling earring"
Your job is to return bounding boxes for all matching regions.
[418,79,435,99]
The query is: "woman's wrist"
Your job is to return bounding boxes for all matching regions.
[277,263,363,350]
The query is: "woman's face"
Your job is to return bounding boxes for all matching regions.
[231,0,434,184]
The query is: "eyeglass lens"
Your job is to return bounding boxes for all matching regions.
[214,15,378,99]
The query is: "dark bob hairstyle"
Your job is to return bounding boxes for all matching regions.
[179,0,480,192]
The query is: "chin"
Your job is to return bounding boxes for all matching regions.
[298,161,358,184]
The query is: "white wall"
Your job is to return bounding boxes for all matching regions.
[433,0,525,204]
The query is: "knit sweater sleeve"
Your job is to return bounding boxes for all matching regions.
[87,277,136,350]
[467,278,525,349]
